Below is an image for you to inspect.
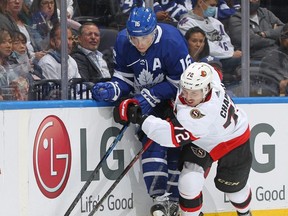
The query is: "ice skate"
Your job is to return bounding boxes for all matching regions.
[168,201,179,216]
[150,194,169,216]
[150,192,181,216]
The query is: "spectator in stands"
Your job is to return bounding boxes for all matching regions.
[214,0,237,29]
[0,29,11,100]
[120,0,188,23]
[11,30,44,78]
[25,0,74,18]
[259,23,288,96]
[228,0,284,61]
[71,22,112,81]
[178,0,241,84]
[30,0,59,51]
[0,29,30,100]
[8,30,33,100]
[185,26,223,79]
[214,0,236,21]
[188,0,236,23]
[11,30,32,74]
[0,0,47,63]
[0,0,27,32]
[38,23,80,80]
[231,0,241,11]
[0,29,12,88]
[157,0,189,21]
[185,26,210,62]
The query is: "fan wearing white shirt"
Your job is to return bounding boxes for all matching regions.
[38,23,81,80]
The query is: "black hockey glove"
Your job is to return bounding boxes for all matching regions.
[113,98,147,125]
[113,98,139,125]
[156,100,176,121]
[127,105,147,125]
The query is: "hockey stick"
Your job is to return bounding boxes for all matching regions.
[64,123,129,216]
[88,138,154,216]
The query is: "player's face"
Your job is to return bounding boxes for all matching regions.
[181,88,203,107]
[129,32,154,53]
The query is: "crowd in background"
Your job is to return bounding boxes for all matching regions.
[0,0,287,101]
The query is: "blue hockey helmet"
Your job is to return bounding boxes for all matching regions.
[126,7,157,37]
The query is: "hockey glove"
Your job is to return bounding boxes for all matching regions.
[113,98,139,125]
[133,88,160,115]
[114,98,146,125]
[91,81,121,102]
[128,105,146,125]
[162,101,176,121]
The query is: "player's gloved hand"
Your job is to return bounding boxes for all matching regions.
[162,101,175,121]
[128,105,147,125]
[91,82,121,102]
[113,98,139,125]
[133,88,160,115]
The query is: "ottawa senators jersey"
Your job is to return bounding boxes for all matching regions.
[142,68,250,161]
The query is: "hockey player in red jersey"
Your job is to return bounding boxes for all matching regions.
[114,62,253,216]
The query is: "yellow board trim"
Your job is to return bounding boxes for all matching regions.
[204,209,288,216]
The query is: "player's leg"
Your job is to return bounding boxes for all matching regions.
[227,183,252,216]
[178,144,213,216]
[178,162,205,216]
[166,147,181,216]
[215,140,253,216]
[141,136,170,215]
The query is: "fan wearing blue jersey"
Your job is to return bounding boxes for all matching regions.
[120,0,189,22]
[91,6,192,216]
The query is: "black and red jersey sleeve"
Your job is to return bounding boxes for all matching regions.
[169,118,198,147]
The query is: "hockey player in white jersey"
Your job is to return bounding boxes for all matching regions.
[115,62,253,216]
[91,6,192,216]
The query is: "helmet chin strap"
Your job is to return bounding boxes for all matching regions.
[202,84,212,100]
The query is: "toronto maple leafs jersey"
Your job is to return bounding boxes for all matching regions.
[177,11,235,59]
[112,23,192,100]
[156,0,189,21]
[120,0,162,14]
[120,0,189,21]
[141,67,250,161]
[215,0,236,20]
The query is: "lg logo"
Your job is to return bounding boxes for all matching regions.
[33,115,72,198]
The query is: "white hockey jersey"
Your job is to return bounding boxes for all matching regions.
[177,11,235,59]
[142,68,250,161]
